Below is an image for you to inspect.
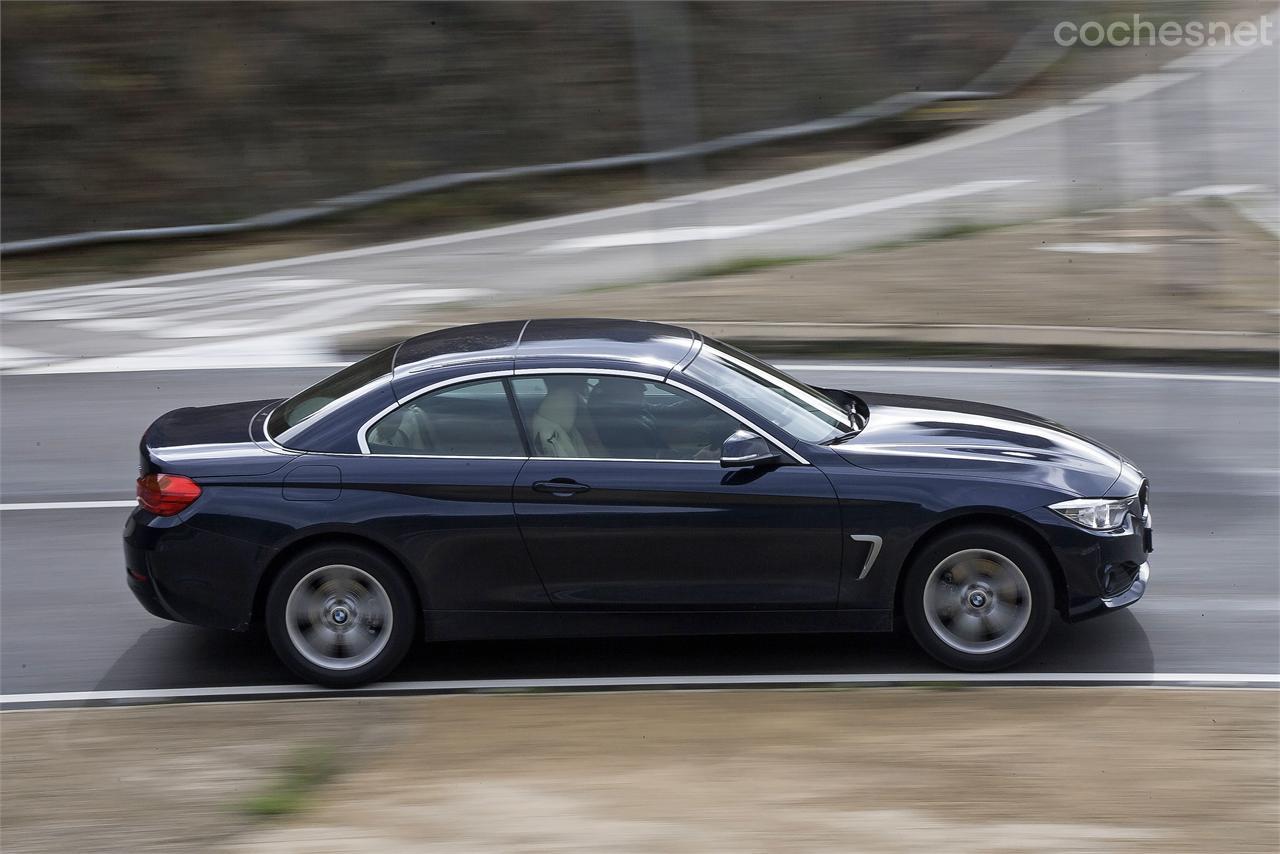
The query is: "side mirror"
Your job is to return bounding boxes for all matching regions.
[720,429,781,468]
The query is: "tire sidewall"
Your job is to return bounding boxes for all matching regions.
[265,545,417,687]
[903,527,1053,672]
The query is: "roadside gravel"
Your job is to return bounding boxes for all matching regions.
[3,687,1276,852]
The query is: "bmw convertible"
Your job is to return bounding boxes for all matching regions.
[125,319,1152,686]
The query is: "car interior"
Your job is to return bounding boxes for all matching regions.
[366,375,740,459]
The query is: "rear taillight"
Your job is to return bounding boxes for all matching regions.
[136,473,202,516]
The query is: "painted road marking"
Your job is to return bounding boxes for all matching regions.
[1175,184,1266,198]
[0,500,136,511]
[10,321,389,374]
[777,365,1280,384]
[0,20,1269,312]
[1040,242,1159,254]
[3,672,1277,709]
[537,180,1031,253]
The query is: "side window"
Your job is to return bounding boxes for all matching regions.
[366,380,525,457]
[510,375,743,460]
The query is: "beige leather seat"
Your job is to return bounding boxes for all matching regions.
[530,386,590,457]
[369,404,432,451]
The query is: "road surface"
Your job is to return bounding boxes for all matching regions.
[2,362,1276,700]
[0,33,1275,372]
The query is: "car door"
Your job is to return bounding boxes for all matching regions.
[509,373,842,609]
[334,377,550,611]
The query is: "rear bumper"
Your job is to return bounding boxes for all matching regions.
[123,508,266,631]
[126,567,186,624]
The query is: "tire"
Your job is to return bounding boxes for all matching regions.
[902,526,1053,672]
[265,544,417,687]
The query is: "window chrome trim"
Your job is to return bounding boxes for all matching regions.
[849,534,883,580]
[350,364,809,465]
[258,405,306,456]
[526,456,721,465]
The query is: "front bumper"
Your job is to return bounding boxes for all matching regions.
[1024,495,1152,621]
[1100,561,1150,610]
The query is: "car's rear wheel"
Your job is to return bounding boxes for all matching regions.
[903,526,1053,671]
[265,544,416,687]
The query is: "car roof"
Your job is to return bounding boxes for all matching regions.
[392,318,701,377]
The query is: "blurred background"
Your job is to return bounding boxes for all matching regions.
[0,0,1275,368]
[1,2,1030,241]
[1,2,1277,852]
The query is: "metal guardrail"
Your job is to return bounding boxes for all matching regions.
[0,24,1065,257]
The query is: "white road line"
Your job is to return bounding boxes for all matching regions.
[0,500,136,511]
[537,180,1030,253]
[703,321,1272,338]
[0,199,694,299]
[677,105,1097,203]
[777,365,1280,384]
[1175,184,1266,198]
[0,103,1104,295]
[3,672,1277,708]
[1,17,1270,301]
[73,285,486,339]
[1040,242,1159,254]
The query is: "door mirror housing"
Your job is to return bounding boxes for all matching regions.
[720,430,782,468]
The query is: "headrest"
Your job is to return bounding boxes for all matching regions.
[534,387,578,431]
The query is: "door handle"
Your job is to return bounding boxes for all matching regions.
[532,479,591,496]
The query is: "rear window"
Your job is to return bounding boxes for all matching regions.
[267,346,395,440]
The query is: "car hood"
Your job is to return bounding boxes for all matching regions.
[829,391,1125,496]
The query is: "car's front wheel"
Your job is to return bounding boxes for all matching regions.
[903,526,1053,671]
[265,544,416,687]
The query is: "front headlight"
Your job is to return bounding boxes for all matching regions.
[1049,497,1134,530]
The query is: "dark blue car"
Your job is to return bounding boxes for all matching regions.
[125,319,1151,686]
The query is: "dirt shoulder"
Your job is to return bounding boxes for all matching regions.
[2,687,1276,852]
[344,199,1280,361]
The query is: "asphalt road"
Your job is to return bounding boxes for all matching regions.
[1,33,1276,371]
[1,362,1276,697]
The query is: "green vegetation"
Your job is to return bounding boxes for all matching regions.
[684,254,833,279]
[238,744,337,818]
[863,220,1017,253]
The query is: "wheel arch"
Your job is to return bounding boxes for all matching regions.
[892,512,1068,618]
[252,531,423,625]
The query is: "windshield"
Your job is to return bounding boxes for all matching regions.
[683,341,852,444]
[266,345,396,441]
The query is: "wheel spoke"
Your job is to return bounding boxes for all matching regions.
[948,610,985,641]
[285,563,395,671]
[345,627,376,655]
[985,601,1019,635]
[990,573,1020,601]
[303,623,341,657]
[923,548,1033,655]
[949,560,977,583]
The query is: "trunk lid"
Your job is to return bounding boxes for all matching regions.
[140,399,295,477]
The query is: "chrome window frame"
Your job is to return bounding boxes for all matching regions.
[351,366,810,465]
[356,369,524,459]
